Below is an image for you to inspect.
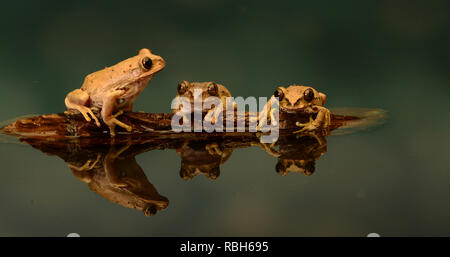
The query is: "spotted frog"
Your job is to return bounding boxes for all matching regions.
[65,48,165,136]
[257,84,331,133]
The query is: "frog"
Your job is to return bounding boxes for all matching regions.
[275,159,316,176]
[253,132,327,176]
[257,84,331,133]
[172,80,235,125]
[65,48,166,136]
[176,140,233,180]
[68,144,169,217]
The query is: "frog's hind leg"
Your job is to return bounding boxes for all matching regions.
[65,89,101,127]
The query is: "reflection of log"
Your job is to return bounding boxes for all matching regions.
[1,110,359,145]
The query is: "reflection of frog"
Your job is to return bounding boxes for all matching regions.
[176,140,233,180]
[68,144,169,216]
[254,133,327,176]
[257,85,331,133]
[173,81,235,124]
[65,48,166,136]
[275,159,316,176]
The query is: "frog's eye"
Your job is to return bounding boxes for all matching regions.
[141,57,153,70]
[177,81,189,95]
[303,88,314,102]
[207,82,218,96]
[273,88,284,100]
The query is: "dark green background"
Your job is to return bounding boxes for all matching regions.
[0,0,449,236]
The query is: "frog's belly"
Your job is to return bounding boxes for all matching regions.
[89,97,104,109]
[89,95,137,110]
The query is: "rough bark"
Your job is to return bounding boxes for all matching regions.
[1,110,359,146]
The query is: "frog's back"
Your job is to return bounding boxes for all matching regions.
[80,56,141,92]
[217,83,232,97]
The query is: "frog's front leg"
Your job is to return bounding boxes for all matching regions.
[68,153,102,183]
[101,90,133,136]
[205,99,234,125]
[104,144,131,188]
[294,106,331,133]
[255,97,278,131]
[205,142,223,156]
[251,141,281,157]
[68,153,102,172]
[65,89,101,127]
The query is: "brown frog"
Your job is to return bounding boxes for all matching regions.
[257,84,331,133]
[65,48,166,136]
[176,140,233,180]
[69,144,169,217]
[254,133,327,176]
[172,81,235,125]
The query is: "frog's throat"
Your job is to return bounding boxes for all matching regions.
[280,106,311,113]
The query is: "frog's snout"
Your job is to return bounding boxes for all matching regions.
[159,57,166,68]
[152,55,166,70]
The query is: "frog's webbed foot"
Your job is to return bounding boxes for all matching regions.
[204,104,224,125]
[251,134,281,157]
[101,90,133,136]
[295,131,327,146]
[104,110,133,136]
[65,105,101,127]
[78,107,101,127]
[205,142,223,156]
[68,153,101,172]
[256,107,278,131]
[294,116,316,133]
[204,110,215,124]
[294,108,331,136]
[255,142,281,157]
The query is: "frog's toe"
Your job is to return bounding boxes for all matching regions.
[79,107,101,127]
[112,110,124,119]
[204,111,215,124]
[205,143,223,155]
[106,112,132,135]
[270,109,278,126]
[68,153,101,171]
[111,118,132,132]
[294,116,317,134]
[91,115,101,127]
[295,132,326,145]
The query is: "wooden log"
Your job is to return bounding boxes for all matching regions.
[1,109,359,146]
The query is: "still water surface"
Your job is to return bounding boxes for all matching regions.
[0,1,450,236]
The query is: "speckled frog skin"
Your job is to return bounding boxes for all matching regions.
[258,84,331,132]
[65,48,165,135]
[173,80,234,124]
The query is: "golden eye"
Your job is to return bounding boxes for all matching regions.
[141,57,153,70]
[207,82,218,96]
[273,88,284,100]
[303,88,314,102]
[177,81,189,95]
